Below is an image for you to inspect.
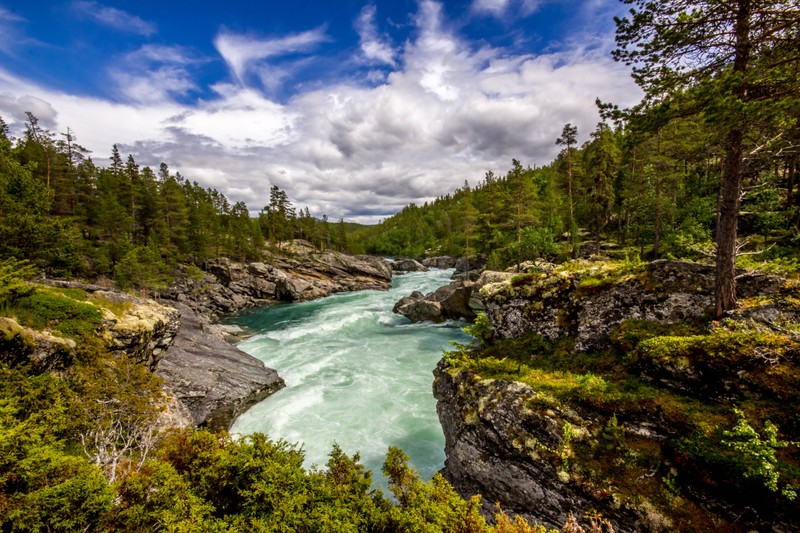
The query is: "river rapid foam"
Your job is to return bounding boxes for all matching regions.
[229,268,471,488]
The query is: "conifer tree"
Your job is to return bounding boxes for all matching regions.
[613,0,800,316]
[556,124,579,257]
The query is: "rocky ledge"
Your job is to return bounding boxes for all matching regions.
[155,303,284,430]
[479,259,783,351]
[163,242,392,321]
[435,259,800,531]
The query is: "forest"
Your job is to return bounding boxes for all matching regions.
[0,116,351,291]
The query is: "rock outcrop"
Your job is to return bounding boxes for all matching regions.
[434,363,641,531]
[393,281,476,323]
[390,258,429,273]
[479,259,782,351]
[422,256,458,269]
[164,246,392,321]
[94,290,181,369]
[156,303,285,430]
[451,256,487,281]
[8,281,182,371]
[435,259,800,531]
[0,316,76,372]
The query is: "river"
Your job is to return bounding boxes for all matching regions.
[228,268,471,487]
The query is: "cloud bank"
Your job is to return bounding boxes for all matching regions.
[0,0,640,223]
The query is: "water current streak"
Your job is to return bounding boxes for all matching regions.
[229,269,471,488]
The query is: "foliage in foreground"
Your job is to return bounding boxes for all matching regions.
[0,349,561,533]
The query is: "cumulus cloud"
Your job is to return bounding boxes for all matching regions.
[72,1,157,37]
[0,92,58,129]
[355,4,397,66]
[0,1,641,223]
[214,27,330,84]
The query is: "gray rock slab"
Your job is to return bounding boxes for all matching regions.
[157,303,284,430]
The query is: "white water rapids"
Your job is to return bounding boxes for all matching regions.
[229,268,471,488]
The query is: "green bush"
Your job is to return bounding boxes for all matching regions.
[722,409,798,500]
[0,258,36,309]
[12,290,102,340]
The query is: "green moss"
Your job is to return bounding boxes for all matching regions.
[634,328,799,367]
[510,272,540,287]
[51,287,89,301]
[88,295,133,318]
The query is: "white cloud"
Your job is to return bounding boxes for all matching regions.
[355,4,397,66]
[72,1,157,37]
[0,6,35,57]
[111,45,201,104]
[471,0,544,18]
[0,92,58,129]
[0,1,641,223]
[471,0,510,16]
[214,27,330,84]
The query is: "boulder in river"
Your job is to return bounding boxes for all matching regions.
[393,281,476,323]
[390,258,429,273]
[422,256,458,269]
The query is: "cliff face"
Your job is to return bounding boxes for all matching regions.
[435,260,800,532]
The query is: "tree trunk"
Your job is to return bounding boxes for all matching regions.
[714,0,751,318]
[715,127,744,318]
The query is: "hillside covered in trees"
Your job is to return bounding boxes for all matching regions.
[0,116,353,291]
[354,113,798,279]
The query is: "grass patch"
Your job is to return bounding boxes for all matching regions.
[87,294,133,318]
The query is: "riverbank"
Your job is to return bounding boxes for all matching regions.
[155,244,395,428]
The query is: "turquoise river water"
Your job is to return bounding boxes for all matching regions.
[228,268,471,487]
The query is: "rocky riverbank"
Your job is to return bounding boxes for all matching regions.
[156,246,392,427]
[163,246,392,322]
[434,259,800,531]
[16,246,394,430]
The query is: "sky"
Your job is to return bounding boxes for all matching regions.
[0,0,642,223]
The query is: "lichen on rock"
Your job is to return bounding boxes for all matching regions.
[436,259,800,531]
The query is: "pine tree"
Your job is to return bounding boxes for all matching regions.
[556,124,580,257]
[613,0,800,316]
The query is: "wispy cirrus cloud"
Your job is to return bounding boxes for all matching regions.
[213,27,330,85]
[471,0,511,16]
[0,6,38,57]
[111,45,201,103]
[72,1,157,37]
[471,0,545,18]
[355,4,396,67]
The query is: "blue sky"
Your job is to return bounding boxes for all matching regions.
[0,0,641,223]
